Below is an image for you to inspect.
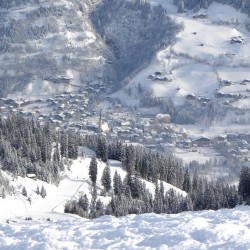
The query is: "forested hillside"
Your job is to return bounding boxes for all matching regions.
[90,0,180,88]
[0,115,247,219]
[0,0,180,97]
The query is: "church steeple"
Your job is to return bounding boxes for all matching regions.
[98,109,102,133]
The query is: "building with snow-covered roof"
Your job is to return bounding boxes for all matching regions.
[192,136,211,147]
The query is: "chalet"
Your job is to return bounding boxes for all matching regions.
[161,143,175,153]
[243,79,250,83]
[215,135,227,142]
[186,94,196,100]
[193,14,207,19]
[145,144,157,151]
[43,76,71,84]
[228,149,239,156]
[177,139,191,149]
[216,92,225,98]
[27,173,37,180]
[154,76,169,81]
[192,136,211,147]
[239,148,249,156]
[198,97,211,103]
[227,133,237,141]
[221,80,233,86]
[238,139,248,148]
[86,125,99,133]
[53,114,64,121]
[183,139,192,148]
[156,113,171,124]
[230,36,244,44]
[0,105,7,112]
[155,71,162,76]
[64,111,74,119]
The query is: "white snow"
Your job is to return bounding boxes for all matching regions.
[0,206,250,249]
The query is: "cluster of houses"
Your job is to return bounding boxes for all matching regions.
[0,80,249,167]
[148,71,172,82]
[214,132,250,166]
[185,77,250,107]
[230,36,244,44]
[0,92,90,130]
[186,93,212,107]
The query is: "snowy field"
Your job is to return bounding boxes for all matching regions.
[0,206,250,249]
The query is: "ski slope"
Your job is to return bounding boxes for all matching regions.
[0,150,185,222]
[0,206,250,249]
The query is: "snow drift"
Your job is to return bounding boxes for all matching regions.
[0,206,250,249]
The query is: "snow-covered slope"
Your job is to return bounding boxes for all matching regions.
[0,151,185,221]
[112,1,250,126]
[0,0,105,97]
[0,0,179,98]
[0,206,250,249]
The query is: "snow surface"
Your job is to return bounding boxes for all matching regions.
[0,206,250,249]
[0,152,249,250]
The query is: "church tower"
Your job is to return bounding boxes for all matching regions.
[98,109,102,133]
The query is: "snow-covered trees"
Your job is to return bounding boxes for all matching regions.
[79,194,89,212]
[90,0,180,89]
[89,155,98,185]
[0,115,77,184]
[22,187,27,197]
[238,166,250,204]
[101,165,111,193]
[96,137,108,162]
[40,186,47,198]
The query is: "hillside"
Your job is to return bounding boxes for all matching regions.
[0,151,186,221]
[0,0,179,97]
[113,1,250,125]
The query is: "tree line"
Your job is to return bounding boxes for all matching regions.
[65,135,247,219]
[65,152,242,219]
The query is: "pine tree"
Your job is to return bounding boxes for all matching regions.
[101,165,111,193]
[78,194,89,212]
[153,182,163,214]
[89,185,97,219]
[113,171,123,196]
[68,135,78,159]
[40,185,47,198]
[1,188,6,199]
[238,167,250,203]
[22,187,27,197]
[89,155,98,184]
[95,199,105,217]
[96,137,108,162]
[183,168,191,193]
[36,186,40,195]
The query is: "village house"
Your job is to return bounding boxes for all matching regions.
[192,136,211,147]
